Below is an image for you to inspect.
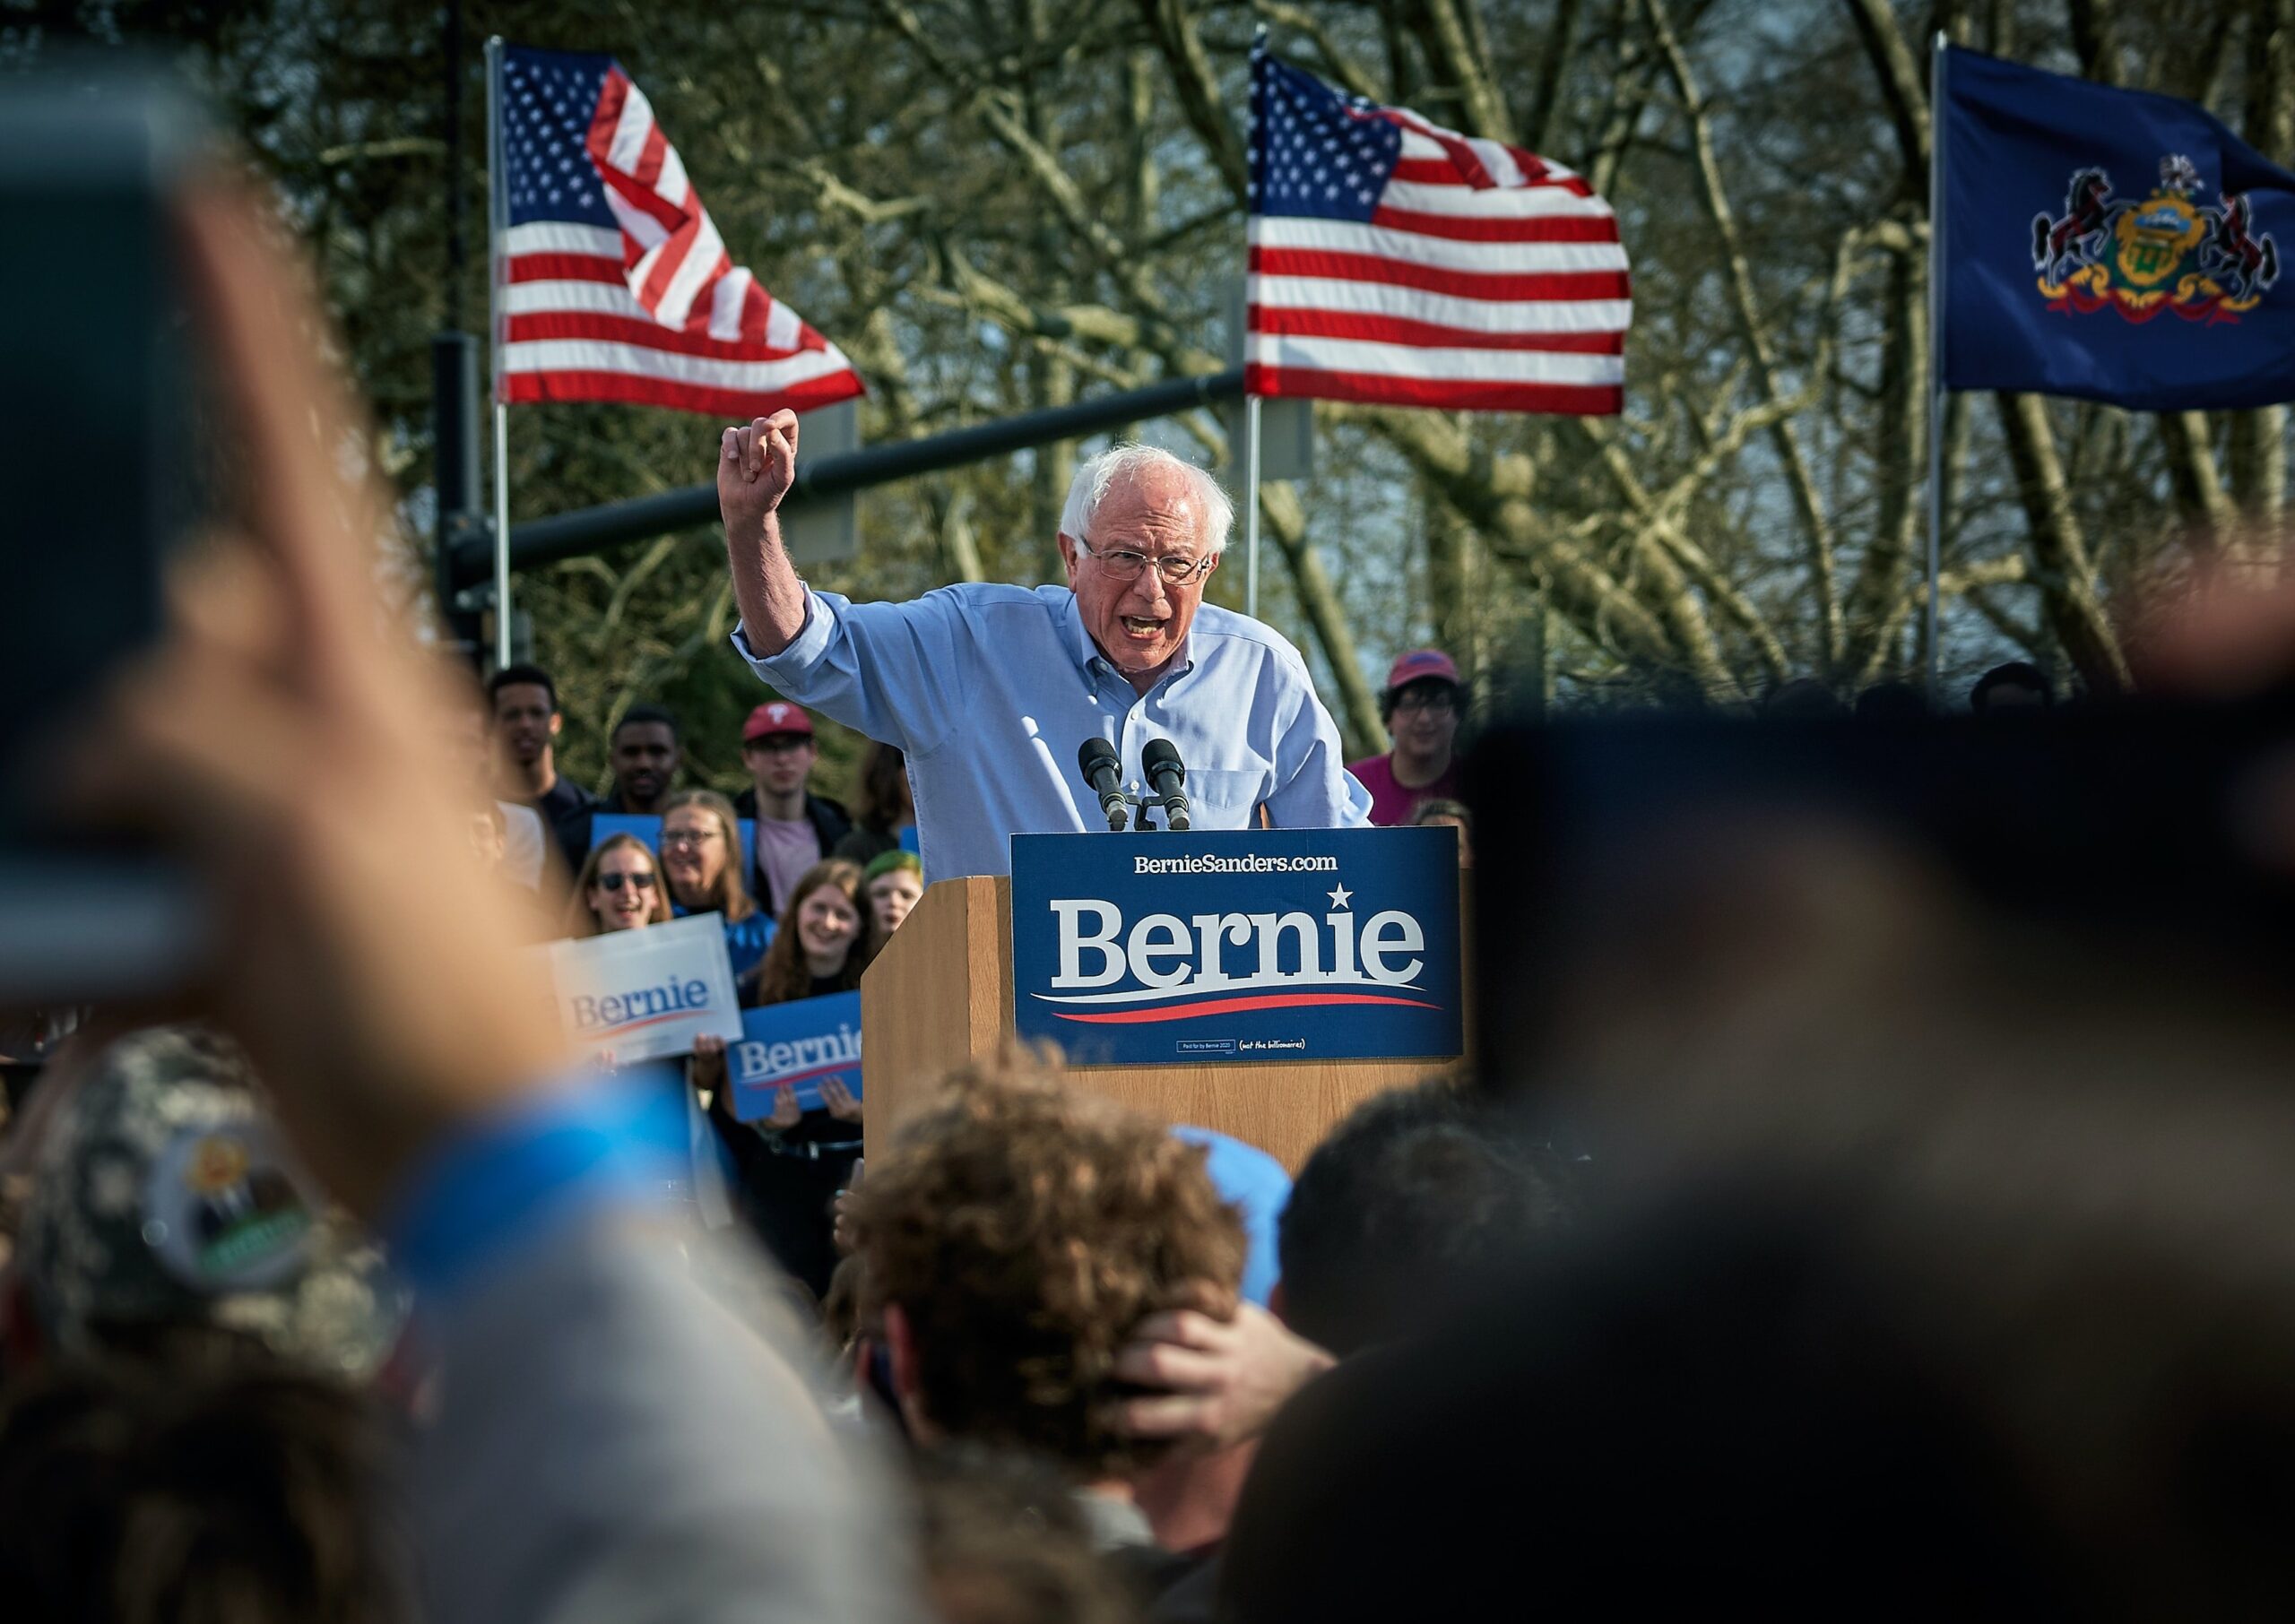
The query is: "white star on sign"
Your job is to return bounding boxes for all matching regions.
[1327,883,1353,910]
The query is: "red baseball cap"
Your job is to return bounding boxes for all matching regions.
[1383,649,1461,695]
[742,700,815,742]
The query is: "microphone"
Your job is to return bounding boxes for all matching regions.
[1142,738,1191,832]
[1077,737,1130,831]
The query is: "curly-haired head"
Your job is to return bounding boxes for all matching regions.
[847,1050,1245,1479]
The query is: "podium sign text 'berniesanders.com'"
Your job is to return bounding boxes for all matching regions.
[1009,829,1463,1065]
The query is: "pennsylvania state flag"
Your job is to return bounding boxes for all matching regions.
[1941,45,2295,410]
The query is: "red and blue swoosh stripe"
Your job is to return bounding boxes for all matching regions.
[1050,989,1440,1025]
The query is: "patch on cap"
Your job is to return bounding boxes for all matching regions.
[142,1121,317,1293]
[744,700,816,740]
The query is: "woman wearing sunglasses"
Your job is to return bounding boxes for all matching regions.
[561,833,672,937]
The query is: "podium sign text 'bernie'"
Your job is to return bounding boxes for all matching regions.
[1009,829,1463,1066]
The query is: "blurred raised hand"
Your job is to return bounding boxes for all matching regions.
[60,181,567,1219]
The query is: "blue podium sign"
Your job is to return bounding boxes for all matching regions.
[1009,829,1463,1065]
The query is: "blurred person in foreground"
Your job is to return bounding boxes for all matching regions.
[1970,659,2055,713]
[1273,1080,1569,1359]
[1217,687,2295,1620]
[662,788,775,978]
[0,1025,415,1620]
[1096,1090,1563,1620]
[864,848,925,937]
[1854,679,1928,721]
[691,859,879,1299]
[48,176,909,1624]
[0,1334,411,1624]
[734,699,853,915]
[1347,650,1464,826]
[1,1025,405,1383]
[836,739,916,867]
[559,831,672,937]
[844,1056,1253,1607]
[911,1446,1142,1624]
[1760,675,1846,718]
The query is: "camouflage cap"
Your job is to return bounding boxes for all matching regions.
[18,1026,407,1379]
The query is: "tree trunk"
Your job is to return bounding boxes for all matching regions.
[1425,478,1474,664]
[1842,240,1927,683]
[2157,410,2233,544]
[1995,392,2129,690]
[1259,481,1387,758]
[2230,0,2291,522]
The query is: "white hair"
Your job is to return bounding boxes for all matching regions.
[1059,443,1235,557]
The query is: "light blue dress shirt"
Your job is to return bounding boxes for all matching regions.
[732,583,1370,879]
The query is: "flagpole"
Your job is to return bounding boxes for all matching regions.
[1243,393,1263,620]
[486,35,513,671]
[1924,33,1947,707]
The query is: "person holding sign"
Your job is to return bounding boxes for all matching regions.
[560,834,672,937]
[691,859,880,1298]
[661,790,775,979]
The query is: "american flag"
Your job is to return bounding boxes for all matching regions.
[494,45,863,417]
[1245,48,1630,415]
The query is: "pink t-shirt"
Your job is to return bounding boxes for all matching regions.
[1347,753,1459,827]
[754,816,825,913]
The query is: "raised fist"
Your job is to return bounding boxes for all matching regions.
[717,409,801,541]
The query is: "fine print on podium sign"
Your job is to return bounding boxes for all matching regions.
[1009,828,1463,1066]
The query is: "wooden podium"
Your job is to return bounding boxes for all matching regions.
[862,875,1468,1170]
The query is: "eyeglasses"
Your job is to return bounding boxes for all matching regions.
[661,828,723,849]
[1390,690,1459,715]
[1077,539,1215,588]
[598,870,658,893]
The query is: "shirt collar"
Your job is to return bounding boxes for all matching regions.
[1056,587,1196,689]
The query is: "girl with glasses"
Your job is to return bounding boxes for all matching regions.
[659,789,775,978]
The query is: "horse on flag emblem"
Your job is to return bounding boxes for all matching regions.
[2031,153,2281,323]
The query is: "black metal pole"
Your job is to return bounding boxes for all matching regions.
[446,367,1246,592]
[431,334,484,643]
[431,0,484,653]
[443,0,466,331]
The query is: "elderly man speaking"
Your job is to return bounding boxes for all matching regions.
[718,410,1369,879]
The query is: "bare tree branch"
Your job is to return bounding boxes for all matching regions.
[1840,0,1929,176]
[1641,0,1846,669]
[1251,1,1383,99]
[1521,0,1583,151]
[1416,0,1517,142]
[1138,0,1251,207]
[1995,391,2130,689]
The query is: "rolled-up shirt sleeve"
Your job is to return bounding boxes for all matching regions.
[731,587,974,759]
[1261,648,1374,830]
